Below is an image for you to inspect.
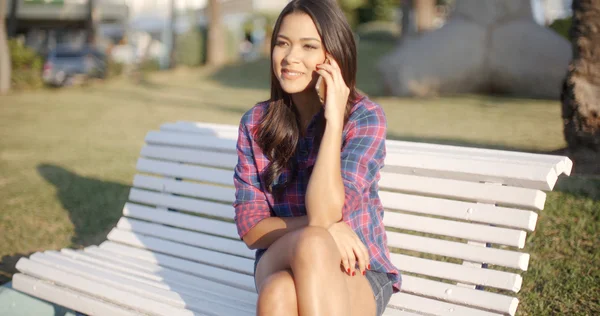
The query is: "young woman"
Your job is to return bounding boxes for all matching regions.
[233,0,401,315]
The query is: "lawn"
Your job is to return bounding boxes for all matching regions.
[1,43,598,315]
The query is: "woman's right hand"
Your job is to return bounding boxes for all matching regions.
[327,221,370,276]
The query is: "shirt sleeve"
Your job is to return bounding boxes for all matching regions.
[340,106,387,221]
[233,117,272,239]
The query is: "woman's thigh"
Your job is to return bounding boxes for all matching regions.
[254,226,377,316]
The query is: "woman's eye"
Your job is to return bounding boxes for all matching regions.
[304,45,318,50]
[276,41,288,47]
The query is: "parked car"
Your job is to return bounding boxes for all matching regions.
[42,46,107,87]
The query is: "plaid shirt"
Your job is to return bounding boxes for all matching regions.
[233,96,401,293]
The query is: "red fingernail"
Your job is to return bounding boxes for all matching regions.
[352,271,356,276]
[362,270,366,276]
[347,268,350,274]
[368,264,371,270]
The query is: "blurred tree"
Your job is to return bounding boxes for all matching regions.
[86,0,97,43]
[338,0,367,27]
[414,0,436,32]
[0,0,10,94]
[206,0,226,66]
[561,0,600,152]
[7,0,18,37]
[169,0,177,68]
[360,0,398,23]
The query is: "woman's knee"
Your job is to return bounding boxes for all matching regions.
[293,226,339,265]
[257,270,297,314]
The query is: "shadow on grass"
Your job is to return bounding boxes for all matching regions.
[96,85,250,116]
[1,164,129,288]
[209,58,271,90]
[0,253,35,285]
[36,164,129,249]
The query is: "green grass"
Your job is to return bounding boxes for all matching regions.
[1,52,599,314]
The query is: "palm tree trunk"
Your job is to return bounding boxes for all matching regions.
[561,0,600,152]
[206,0,226,66]
[0,0,11,94]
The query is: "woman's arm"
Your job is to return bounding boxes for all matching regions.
[305,122,345,227]
[242,216,308,249]
[305,58,349,228]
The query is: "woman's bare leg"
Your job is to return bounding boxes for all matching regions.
[255,226,376,316]
[256,269,298,316]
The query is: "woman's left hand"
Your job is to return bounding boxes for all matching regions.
[316,57,350,127]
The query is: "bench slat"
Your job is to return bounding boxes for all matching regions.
[146,131,237,153]
[16,258,196,316]
[382,309,428,316]
[117,214,523,292]
[128,188,233,220]
[129,177,528,248]
[158,123,570,187]
[12,274,143,316]
[165,121,571,177]
[384,211,526,248]
[137,158,234,187]
[88,245,256,293]
[35,251,256,314]
[389,292,503,316]
[380,173,546,210]
[387,232,529,270]
[133,175,235,204]
[136,155,546,210]
[116,217,253,259]
[391,254,522,292]
[123,202,238,239]
[401,275,518,315]
[133,173,538,232]
[59,248,257,305]
[380,191,538,231]
[130,188,526,255]
[141,145,237,169]
[384,152,558,191]
[106,229,255,276]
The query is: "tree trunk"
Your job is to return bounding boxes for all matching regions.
[168,0,177,68]
[86,0,97,44]
[206,0,226,66]
[561,0,600,152]
[8,0,18,37]
[414,0,436,33]
[0,0,11,94]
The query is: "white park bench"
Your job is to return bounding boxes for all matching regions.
[12,121,572,316]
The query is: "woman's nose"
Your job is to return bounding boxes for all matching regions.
[283,47,302,64]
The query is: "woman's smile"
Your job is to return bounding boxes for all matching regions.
[281,68,306,80]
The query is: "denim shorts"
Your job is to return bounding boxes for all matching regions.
[365,269,394,316]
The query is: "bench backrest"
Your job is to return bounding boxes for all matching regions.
[103,121,571,316]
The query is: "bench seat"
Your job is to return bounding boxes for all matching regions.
[13,121,572,316]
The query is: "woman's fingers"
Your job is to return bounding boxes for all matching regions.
[317,63,344,87]
[354,240,370,276]
[346,244,357,276]
[316,68,334,88]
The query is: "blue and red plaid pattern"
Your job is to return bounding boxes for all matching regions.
[233,96,401,293]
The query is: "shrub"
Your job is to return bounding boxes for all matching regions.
[549,17,572,41]
[355,21,400,42]
[8,39,44,90]
[176,27,207,67]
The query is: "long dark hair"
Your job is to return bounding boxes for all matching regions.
[255,0,361,194]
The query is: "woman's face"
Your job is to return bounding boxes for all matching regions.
[272,12,326,95]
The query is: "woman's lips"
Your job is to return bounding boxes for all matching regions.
[282,69,304,80]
